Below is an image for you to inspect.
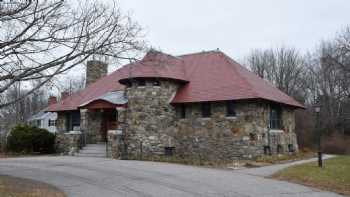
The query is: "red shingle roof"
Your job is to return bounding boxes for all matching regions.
[118,50,188,83]
[172,51,304,108]
[48,70,125,111]
[48,50,304,112]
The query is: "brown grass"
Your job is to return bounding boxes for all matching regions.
[0,175,66,197]
[272,156,350,196]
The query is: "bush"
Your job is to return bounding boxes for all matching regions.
[6,124,56,154]
[322,133,350,155]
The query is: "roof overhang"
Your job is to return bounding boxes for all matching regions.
[119,77,189,85]
[78,91,128,109]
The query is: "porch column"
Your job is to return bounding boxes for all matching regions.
[116,106,127,131]
[107,106,128,159]
[80,109,88,146]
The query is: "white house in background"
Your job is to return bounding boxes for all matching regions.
[28,108,57,133]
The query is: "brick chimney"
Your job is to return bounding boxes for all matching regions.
[61,91,69,100]
[48,96,57,105]
[86,60,108,87]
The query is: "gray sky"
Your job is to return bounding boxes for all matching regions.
[59,0,349,91]
[120,0,350,60]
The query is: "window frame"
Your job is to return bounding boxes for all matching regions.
[48,119,56,127]
[269,105,282,129]
[201,102,211,118]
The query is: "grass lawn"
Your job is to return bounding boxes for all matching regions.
[0,175,66,197]
[272,156,350,196]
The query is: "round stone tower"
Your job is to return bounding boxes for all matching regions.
[118,50,188,158]
[124,79,181,157]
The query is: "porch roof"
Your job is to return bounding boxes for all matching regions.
[78,91,127,109]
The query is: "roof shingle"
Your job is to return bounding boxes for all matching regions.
[48,50,304,112]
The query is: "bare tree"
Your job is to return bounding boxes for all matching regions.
[245,47,307,101]
[322,26,350,73]
[0,0,145,108]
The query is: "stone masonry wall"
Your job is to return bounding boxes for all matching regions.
[171,102,298,160]
[126,80,180,157]
[171,102,267,160]
[125,79,298,161]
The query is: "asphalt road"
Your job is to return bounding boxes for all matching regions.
[0,156,344,197]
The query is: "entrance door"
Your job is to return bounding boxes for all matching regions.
[100,109,118,142]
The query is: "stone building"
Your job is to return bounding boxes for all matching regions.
[48,50,304,160]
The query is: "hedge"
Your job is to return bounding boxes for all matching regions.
[6,124,56,154]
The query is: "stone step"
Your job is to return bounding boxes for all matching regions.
[79,150,106,154]
[81,147,106,151]
[75,153,106,158]
[75,143,107,158]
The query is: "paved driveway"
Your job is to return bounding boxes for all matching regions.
[0,156,344,197]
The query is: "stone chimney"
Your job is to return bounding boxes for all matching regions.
[48,96,57,105]
[61,91,69,100]
[86,60,108,87]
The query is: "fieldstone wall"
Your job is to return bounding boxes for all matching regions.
[171,102,298,160]
[125,80,180,157]
[172,102,267,160]
[55,132,81,155]
[107,130,125,159]
[268,108,298,154]
[124,78,298,160]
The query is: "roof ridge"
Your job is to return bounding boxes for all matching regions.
[177,50,221,58]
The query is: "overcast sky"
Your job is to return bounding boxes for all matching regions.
[119,0,350,60]
[60,0,349,89]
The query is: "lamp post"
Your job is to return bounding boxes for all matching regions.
[313,101,322,168]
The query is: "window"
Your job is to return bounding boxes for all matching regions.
[249,133,257,141]
[226,100,236,117]
[48,119,56,126]
[264,146,271,155]
[180,104,186,119]
[288,144,295,152]
[138,79,146,86]
[36,120,41,127]
[125,81,132,88]
[152,80,160,86]
[201,102,211,118]
[66,111,80,131]
[270,105,282,129]
[164,147,175,156]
